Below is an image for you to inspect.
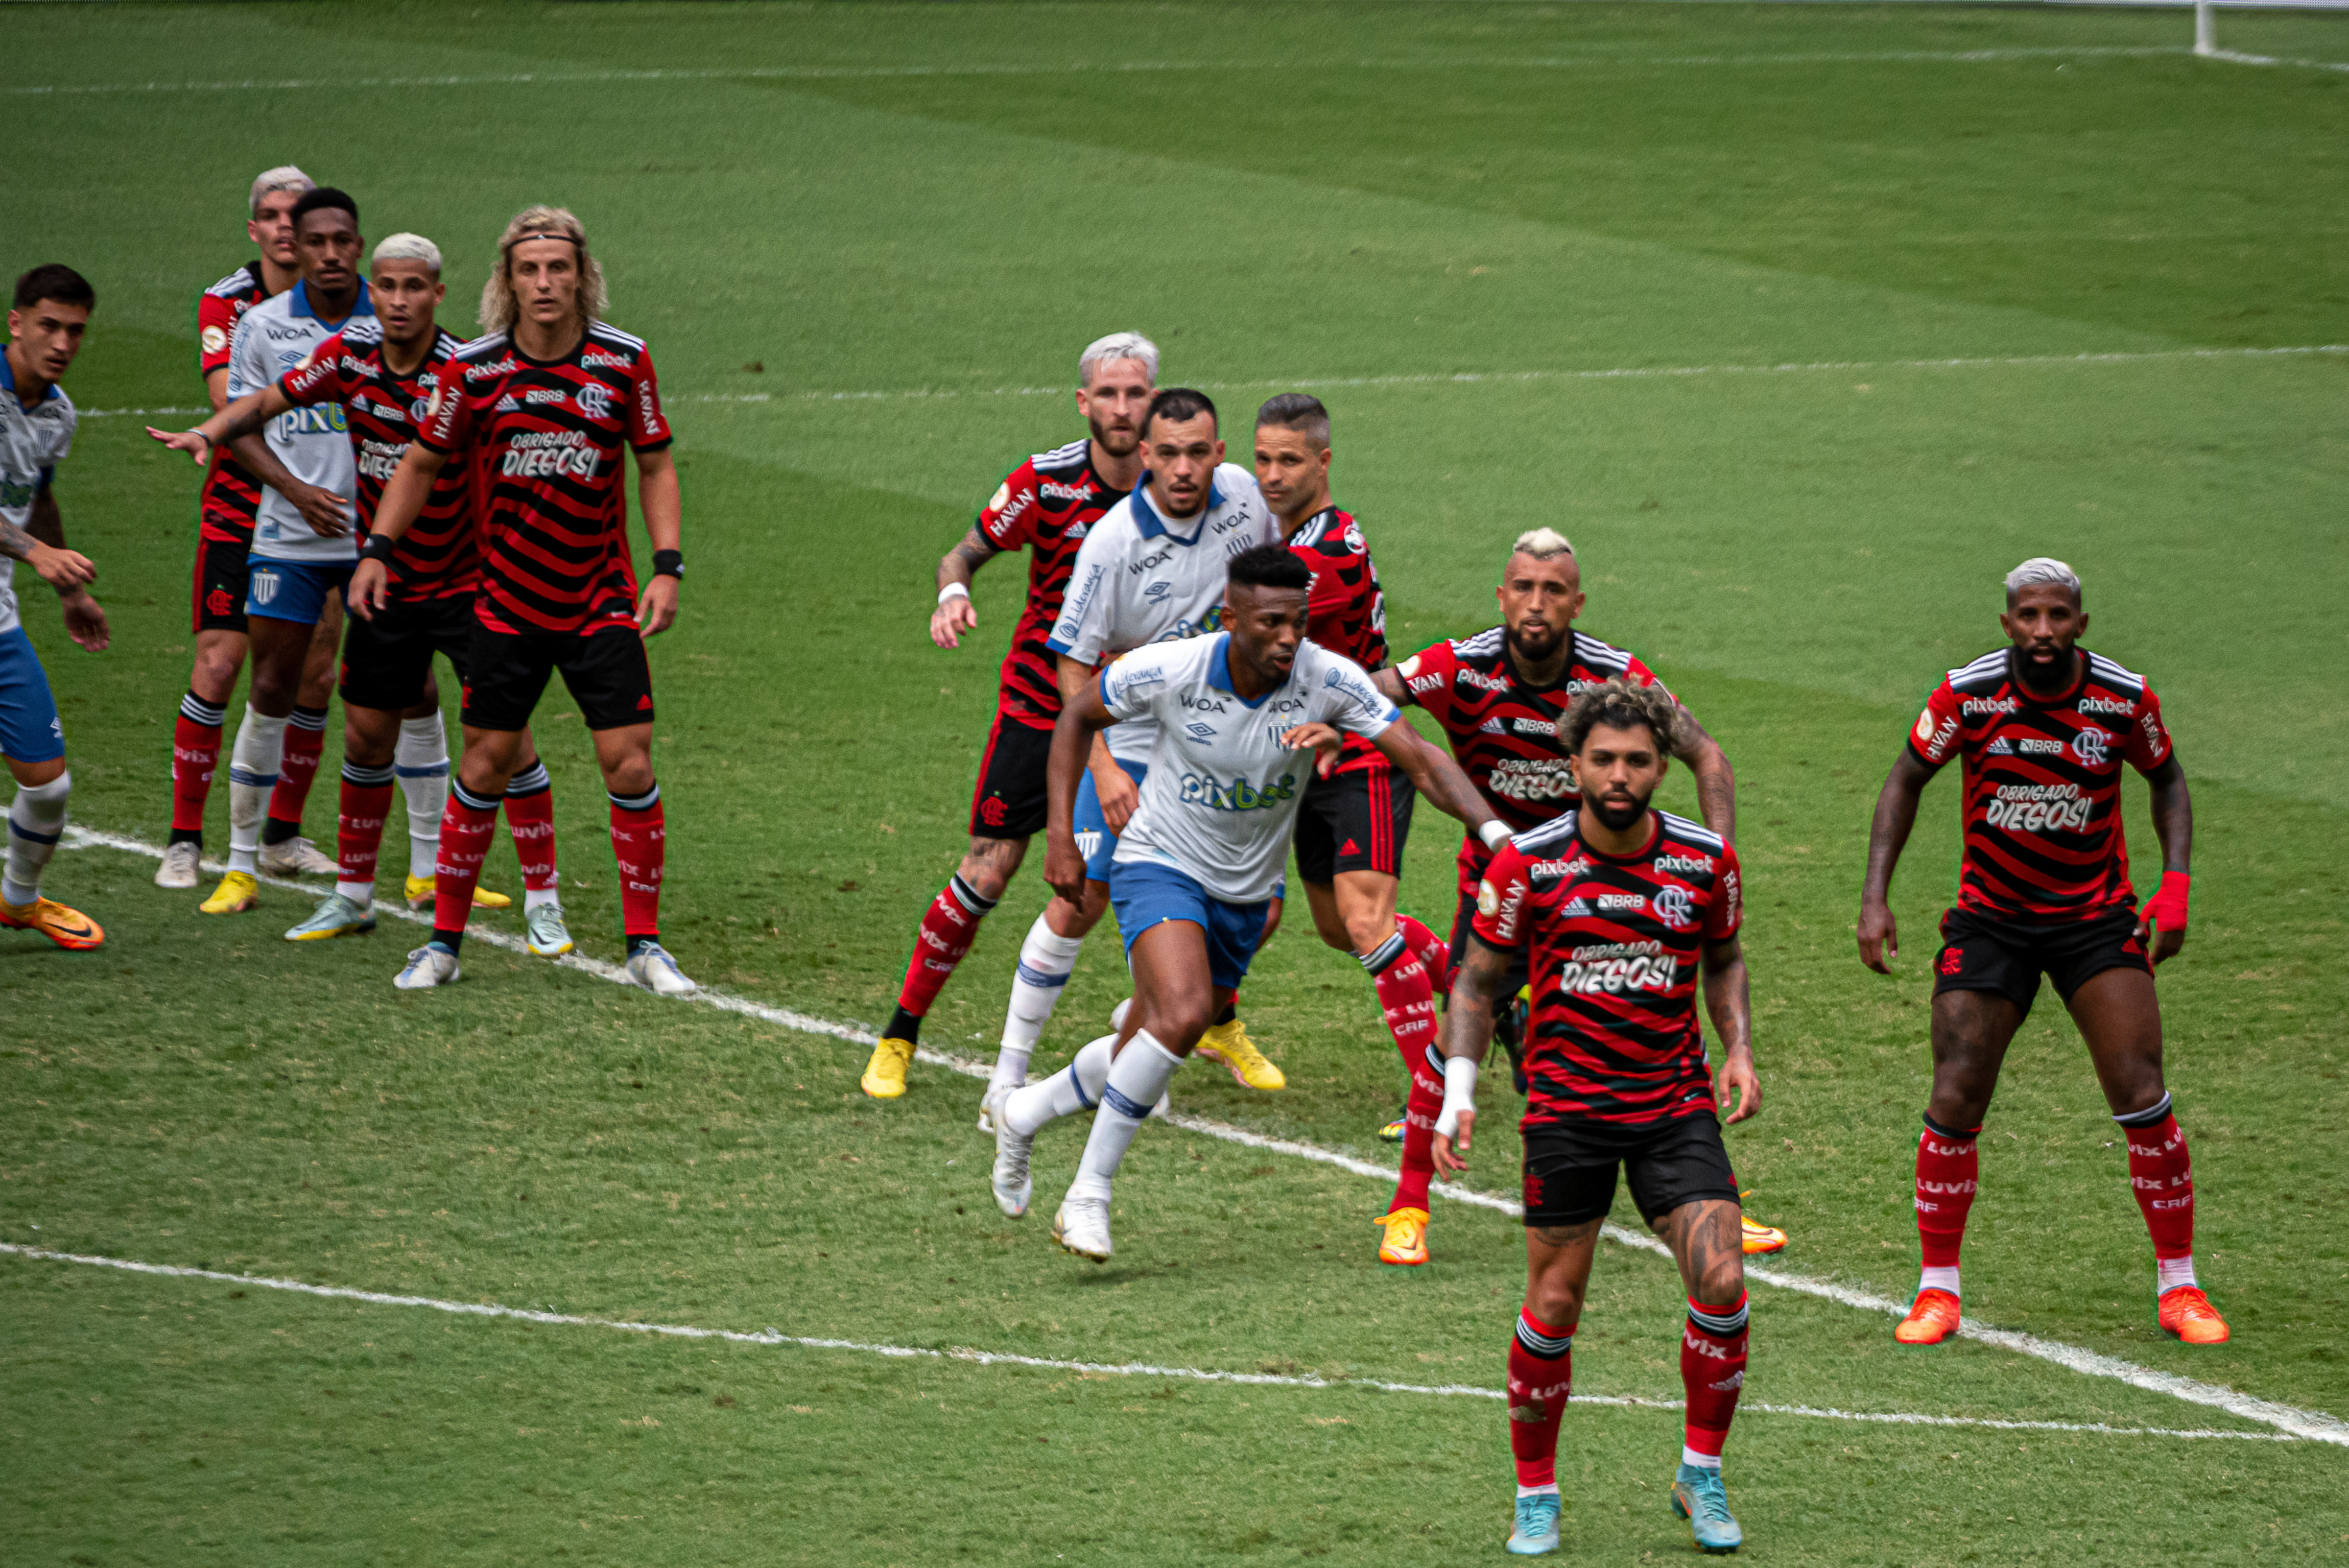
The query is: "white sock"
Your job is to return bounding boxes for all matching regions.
[396,714,450,881]
[996,914,1086,1088]
[227,705,287,875]
[1067,1029,1180,1203]
[1515,1483,1561,1500]
[1919,1265,1960,1298]
[1003,1035,1115,1137]
[1680,1447,1722,1471]
[2,771,71,905]
[2157,1255,2197,1295]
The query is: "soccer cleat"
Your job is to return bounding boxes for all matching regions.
[977,1080,1020,1134]
[1373,1206,1430,1267]
[154,842,202,889]
[1740,1214,1787,1256]
[860,1037,915,1099]
[1506,1493,1562,1555]
[199,869,260,914]
[625,943,696,997]
[258,835,337,877]
[403,874,509,912]
[0,896,104,950]
[284,892,376,942]
[1195,1017,1285,1091]
[992,1116,1034,1217]
[1670,1464,1743,1554]
[523,901,574,957]
[1895,1287,1963,1346]
[1377,1108,1406,1142]
[1053,1194,1113,1261]
[393,942,461,990]
[2157,1285,2230,1345]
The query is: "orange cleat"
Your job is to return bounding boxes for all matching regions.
[2158,1285,2230,1345]
[1895,1287,1962,1346]
[1374,1206,1430,1267]
[1740,1214,1787,1255]
[0,896,105,950]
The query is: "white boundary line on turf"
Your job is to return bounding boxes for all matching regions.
[57,825,2349,1448]
[0,1243,2300,1444]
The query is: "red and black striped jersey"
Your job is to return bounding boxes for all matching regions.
[279,321,475,601]
[196,262,273,542]
[1397,626,1675,894]
[1473,809,1742,1128]
[976,439,1128,731]
[1286,505,1392,776]
[1908,646,2174,921]
[418,321,672,637]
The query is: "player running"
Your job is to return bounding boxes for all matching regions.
[993,544,1509,1260]
[0,266,109,951]
[1434,678,1759,1557]
[152,234,553,946]
[860,333,1153,1106]
[1858,557,2221,1346]
[158,166,347,891]
[356,205,690,997]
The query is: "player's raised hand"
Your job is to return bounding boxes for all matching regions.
[930,594,978,649]
[1280,721,1345,778]
[1714,1049,1762,1125]
[146,426,212,466]
[59,590,108,652]
[1432,1110,1474,1177]
[348,558,389,621]
[1856,896,1898,974]
[286,480,351,538]
[638,572,680,638]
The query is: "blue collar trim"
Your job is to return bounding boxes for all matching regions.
[1130,472,1224,542]
[1206,635,1281,709]
[0,346,62,403]
[288,278,371,326]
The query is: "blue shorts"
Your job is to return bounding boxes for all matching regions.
[1072,758,1147,883]
[1110,859,1273,992]
[0,625,64,763]
[246,558,354,626]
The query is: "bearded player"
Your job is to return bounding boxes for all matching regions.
[994,544,1508,1261]
[356,205,689,996]
[1858,558,2220,1346]
[1435,679,1758,1557]
[859,333,1154,1107]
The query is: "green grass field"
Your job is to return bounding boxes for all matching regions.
[4,2,2347,1561]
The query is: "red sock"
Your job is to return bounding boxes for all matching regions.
[171,692,226,839]
[1681,1295,1750,1460]
[1915,1114,1981,1271]
[1398,912,1449,982]
[1507,1309,1573,1489]
[2120,1097,2194,1263]
[336,763,395,889]
[608,785,665,938]
[1367,932,1441,1213]
[503,765,558,892]
[267,704,328,833]
[895,874,1000,1017]
[431,784,499,947]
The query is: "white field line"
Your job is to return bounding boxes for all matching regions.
[75,343,2349,424]
[0,1243,2302,1444]
[56,825,2349,1448]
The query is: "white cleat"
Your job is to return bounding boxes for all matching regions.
[977,1079,1024,1134]
[258,835,338,877]
[992,1116,1034,1218]
[393,943,461,990]
[154,842,202,889]
[625,942,696,996]
[1053,1193,1113,1261]
[524,900,574,957]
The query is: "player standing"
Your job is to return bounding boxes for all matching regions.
[0,266,108,950]
[1857,558,2221,1345]
[993,545,1508,1259]
[859,333,1154,1107]
[1434,679,1759,1557]
[355,205,690,996]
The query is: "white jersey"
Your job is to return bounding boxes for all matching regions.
[0,352,77,638]
[1102,635,1400,903]
[1047,463,1277,764]
[227,279,373,564]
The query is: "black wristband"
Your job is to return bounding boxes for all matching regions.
[357,532,398,563]
[652,549,684,580]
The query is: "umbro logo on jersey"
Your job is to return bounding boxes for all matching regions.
[1185,722,1217,740]
[1985,736,2014,755]
[1144,580,1172,603]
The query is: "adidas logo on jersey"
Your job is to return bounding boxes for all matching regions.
[1561,898,1592,917]
[1480,716,1507,735]
[1984,735,2014,755]
[495,393,521,411]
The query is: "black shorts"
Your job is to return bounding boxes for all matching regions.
[1933,904,2153,1021]
[1450,888,1529,998]
[339,595,473,713]
[1294,761,1415,882]
[461,625,654,733]
[1521,1112,1740,1228]
[192,535,250,634]
[969,711,1052,840]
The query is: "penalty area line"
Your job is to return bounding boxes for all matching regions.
[0,1243,2300,1445]
[59,824,2349,1447]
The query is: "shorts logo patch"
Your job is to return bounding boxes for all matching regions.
[636,694,653,711]
[206,587,235,617]
[1340,838,1360,857]
[1939,947,1964,976]
[1522,1169,1544,1209]
[978,796,1007,828]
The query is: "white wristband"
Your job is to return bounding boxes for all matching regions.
[1477,818,1513,852]
[1435,1055,1479,1139]
[938,582,971,607]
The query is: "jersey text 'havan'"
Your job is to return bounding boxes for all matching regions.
[195,263,273,540]
[977,439,1127,731]
[1286,505,1391,776]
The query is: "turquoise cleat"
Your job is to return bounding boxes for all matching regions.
[1670,1464,1742,1554]
[1505,1492,1561,1555]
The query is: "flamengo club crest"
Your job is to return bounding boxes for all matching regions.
[1651,883,1695,930]
[2072,726,2111,766]
[575,381,614,421]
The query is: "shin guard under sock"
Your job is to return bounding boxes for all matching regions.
[607,784,665,949]
[1915,1112,1980,1295]
[171,691,226,843]
[264,704,327,842]
[890,874,1000,1038]
[1507,1309,1573,1491]
[1363,931,1441,1213]
[1681,1294,1749,1467]
[335,761,396,906]
[503,760,558,905]
[430,782,499,951]
[2116,1092,2196,1290]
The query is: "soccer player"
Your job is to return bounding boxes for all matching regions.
[152,234,551,946]
[1433,678,1759,1557]
[159,166,347,890]
[1253,392,1455,1266]
[992,544,1510,1261]
[859,333,1154,1107]
[0,266,108,950]
[354,205,690,996]
[1857,558,2220,1345]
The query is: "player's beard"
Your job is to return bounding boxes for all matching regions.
[1505,620,1565,665]
[1090,413,1139,459]
[1582,782,1654,833]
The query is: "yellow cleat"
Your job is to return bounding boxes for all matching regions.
[1195,1017,1285,1091]
[0,896,104,950]
[1374,1206,1430,1266]
[1740,1214,1787,1256]
[199,869,260,915]
[403,875,509,912]
[860,1036,915,1099]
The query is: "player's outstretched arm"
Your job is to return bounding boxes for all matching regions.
[1433,935,1512,1175]
[632,446,683,637]
[1676,711,1737,844]
[1858,749,1935,974]
[348,443,454,618]
[22,487,106,651]
[1701,935,1759,1125]
[1370,664,1415,710]
[146,384,290,467]
[2137,757,2194,963]
[1043,674,1116,904]
[931,527,999,649]
[1372,717,1504,843]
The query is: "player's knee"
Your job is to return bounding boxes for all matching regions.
[1695,1257,1744,1308]
[1524,1278,1583,1329]
[1153,1001,1218,1053]
[10,760,69,795]
[1343,909,1395,956]
[191,649,241,701]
